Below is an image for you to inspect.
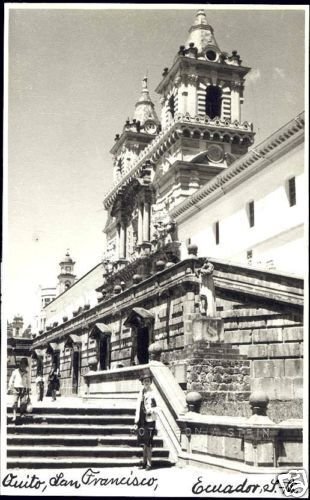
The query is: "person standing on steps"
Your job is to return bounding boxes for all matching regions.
[133,373,157,471]
[35,371,44,402]
[8,357,31,423]
[46,362,60,401]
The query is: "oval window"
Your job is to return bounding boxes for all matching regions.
[206,50,217,62]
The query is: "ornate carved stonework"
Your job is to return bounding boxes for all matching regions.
[188,74,199,85]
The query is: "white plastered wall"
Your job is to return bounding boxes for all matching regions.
[177,143,305,276]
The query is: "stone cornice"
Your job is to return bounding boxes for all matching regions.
[170,112,305,221]
[103,114,255,210]
[155,56,251,94]
[33,259,200,348]
[33,256,303,348]
[110,129,156,155]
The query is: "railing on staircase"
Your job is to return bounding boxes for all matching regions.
[84,362,303,472]
[84,361,187,464]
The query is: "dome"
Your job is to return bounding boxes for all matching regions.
[60,251,75,264]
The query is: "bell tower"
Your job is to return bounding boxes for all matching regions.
[57,250,76,295]
[104,77,160,264]
[156,9,254,149]
[111,76,160,184]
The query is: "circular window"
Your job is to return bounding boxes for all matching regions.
[206,50,217,62]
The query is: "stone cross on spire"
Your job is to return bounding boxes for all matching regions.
[142,75,148,91]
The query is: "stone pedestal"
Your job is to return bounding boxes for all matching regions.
[170,313,250,406]
[192,314,223,342]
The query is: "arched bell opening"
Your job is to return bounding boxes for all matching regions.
[124,307,155,365]
[205,86,222,119]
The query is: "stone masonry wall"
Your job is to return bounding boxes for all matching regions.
[217,294,303,400]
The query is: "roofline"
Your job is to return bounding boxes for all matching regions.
[170,111,305,221]
[44,261,103,308]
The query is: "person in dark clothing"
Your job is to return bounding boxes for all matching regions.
[46,363,60,401]
[133,373,157,470]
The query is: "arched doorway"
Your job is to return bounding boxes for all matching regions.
[46,343,60,370]
[31,349,44,375]
[88,323,112,371]
[64,335,81,395]
[124,308,155,365]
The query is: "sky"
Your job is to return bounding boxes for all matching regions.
[4,4,306,327]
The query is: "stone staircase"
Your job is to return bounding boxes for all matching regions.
[6,401,172,469]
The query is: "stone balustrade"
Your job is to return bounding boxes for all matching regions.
[83,361,303,471]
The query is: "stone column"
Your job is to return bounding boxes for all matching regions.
[177,79,187,115]
[231,81,241,122]
[143,202,150,242]
[138,203,143,245]
[187,75,198,116]
[116,223,121,259]
[160,97,166,130]
[119,222,126,259]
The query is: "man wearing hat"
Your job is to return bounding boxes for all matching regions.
[133,371,158,470]
[8,357,31,423]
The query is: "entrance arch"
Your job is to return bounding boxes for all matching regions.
[89,323,112,371]
[124,308,155,365]
[31,348,44,375]
[46,342,60,370]
[64,335,82,395]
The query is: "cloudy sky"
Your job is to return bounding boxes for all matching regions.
[4,4,306,326]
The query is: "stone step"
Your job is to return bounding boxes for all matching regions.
[7,406,135,416]
[7,414,134,425]
[7,456,173,469]
[7,445,170,458]
[7,434,164,447]
[7,423,135,435]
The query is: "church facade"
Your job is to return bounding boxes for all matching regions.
[30,11,304,412]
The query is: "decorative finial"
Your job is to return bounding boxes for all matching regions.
[194,9,208,26]
[142,75,148,90]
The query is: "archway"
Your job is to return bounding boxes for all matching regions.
[205,86,222,119]
[46,343,60,370]
[89,323,112,371]
[64,335,81,395]
[124,308,155,365]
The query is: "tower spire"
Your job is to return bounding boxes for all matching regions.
[186,9,220,55]
[133,76,160,127]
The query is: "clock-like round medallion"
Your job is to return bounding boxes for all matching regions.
[206,144,224,163]
[144,120,157,134]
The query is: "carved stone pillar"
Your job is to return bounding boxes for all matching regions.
[187,74,198,116]
[231,81,241,122]
[138,203,143,245]
[143,202,150,242]
[116,223,121,259]
[119,222,126,259]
